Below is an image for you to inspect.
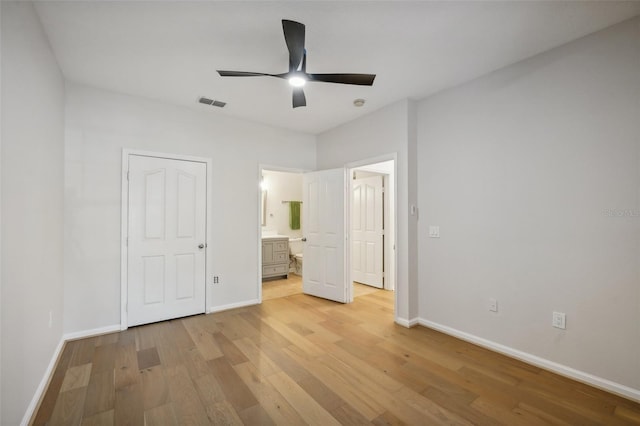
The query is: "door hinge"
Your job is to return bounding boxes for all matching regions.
[126,171,130,180]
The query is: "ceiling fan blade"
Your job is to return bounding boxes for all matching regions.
[217,70,283,78]
[292,88,306,108]
[282,20,305,72]
[308,73,376,86]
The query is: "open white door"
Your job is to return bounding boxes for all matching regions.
[127,155,207,326]
[352,175,384,288]
[302,168,347,303]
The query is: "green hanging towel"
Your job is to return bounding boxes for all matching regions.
[289,201,301,230]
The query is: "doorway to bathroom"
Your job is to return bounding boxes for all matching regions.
[259,168,305,300]
[258,159,396,304]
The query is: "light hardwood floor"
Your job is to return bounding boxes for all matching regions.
[262,274,381,301]
[33,284,640,425]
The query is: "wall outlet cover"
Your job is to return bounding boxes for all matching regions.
[489,298,498,312]
[552,311,566,329]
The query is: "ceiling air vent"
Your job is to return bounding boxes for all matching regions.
[198,96,226,108]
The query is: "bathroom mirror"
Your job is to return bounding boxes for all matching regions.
[261,189,267,226]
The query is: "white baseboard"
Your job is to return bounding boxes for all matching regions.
[63,324,121,342]
[395,316,419,328]
[209,299,260,314]
[20,337,65,426]
[419,318,640,403]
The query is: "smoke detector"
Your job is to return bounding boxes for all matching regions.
[353,98,365,107]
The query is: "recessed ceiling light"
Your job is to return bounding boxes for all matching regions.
[353,98,365,107]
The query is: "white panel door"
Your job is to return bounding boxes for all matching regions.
[351,175,384,288]
[303,168,347,303]
[127,155,207,326]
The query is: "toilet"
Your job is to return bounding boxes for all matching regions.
[289,238,304,275]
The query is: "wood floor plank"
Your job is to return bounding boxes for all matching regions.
[114,383,144,425]
[48,387,87,426]
[113,340,139,390]
[60,363,92,392]
[194,373,227,406]
[182,317,224,360]
[182,345,216,382]
[212,331,249,365]
[421,386,494,426]
[238,404,276,426]
[393,385,474,426]
[297,374,345,413]
[233,337,280,377]
[144,403,178,426]
[81,408,114,426]
[371,410,407,426]
[32,283,640,426]
[70,338,97,367]
[90,343,117,374]
[208,356,258,412]
[262,315,325,357]
[471,396,551,426]
[137,347,161,370]
[141,365,170,410]
[615,404,640,423]
[83,370,115,417]
[284,344,386,421]
[331,403,373,426]
[204,400,244,425]
[234,361,307,426]
[267,371,342,426]
[258,338,311,383]
[215,312,261,342]
[165,364,210,425]
[239,311,292,347]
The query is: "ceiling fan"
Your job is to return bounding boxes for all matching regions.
[217,19,376,108]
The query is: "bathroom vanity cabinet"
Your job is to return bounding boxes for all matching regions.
[262,236,289,279]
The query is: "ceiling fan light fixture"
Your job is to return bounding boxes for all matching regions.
[288,75,307,87]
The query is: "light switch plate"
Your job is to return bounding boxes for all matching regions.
[429,226,440,238]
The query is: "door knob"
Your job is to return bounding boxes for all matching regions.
[301,238,307,242]
[198,244,205,249]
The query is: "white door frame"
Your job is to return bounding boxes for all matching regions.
[257,164,309,302]
[256,156,396,315]
[121,149,213,330]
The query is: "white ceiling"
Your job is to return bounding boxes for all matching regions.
[34,1,640,135]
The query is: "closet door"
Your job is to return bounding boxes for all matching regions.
[127,155,207,326]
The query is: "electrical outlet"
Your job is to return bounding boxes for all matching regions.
[213,276,219,284]
[552,312,566,329]
[488,298,498,312]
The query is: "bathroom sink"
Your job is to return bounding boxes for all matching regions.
[261,234,289,239]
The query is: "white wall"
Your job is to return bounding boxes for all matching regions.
[417,17,640,394]
[316,100,419,324]
[64,83,316,333]
[262,170,303,239]
[1,2,66,424]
